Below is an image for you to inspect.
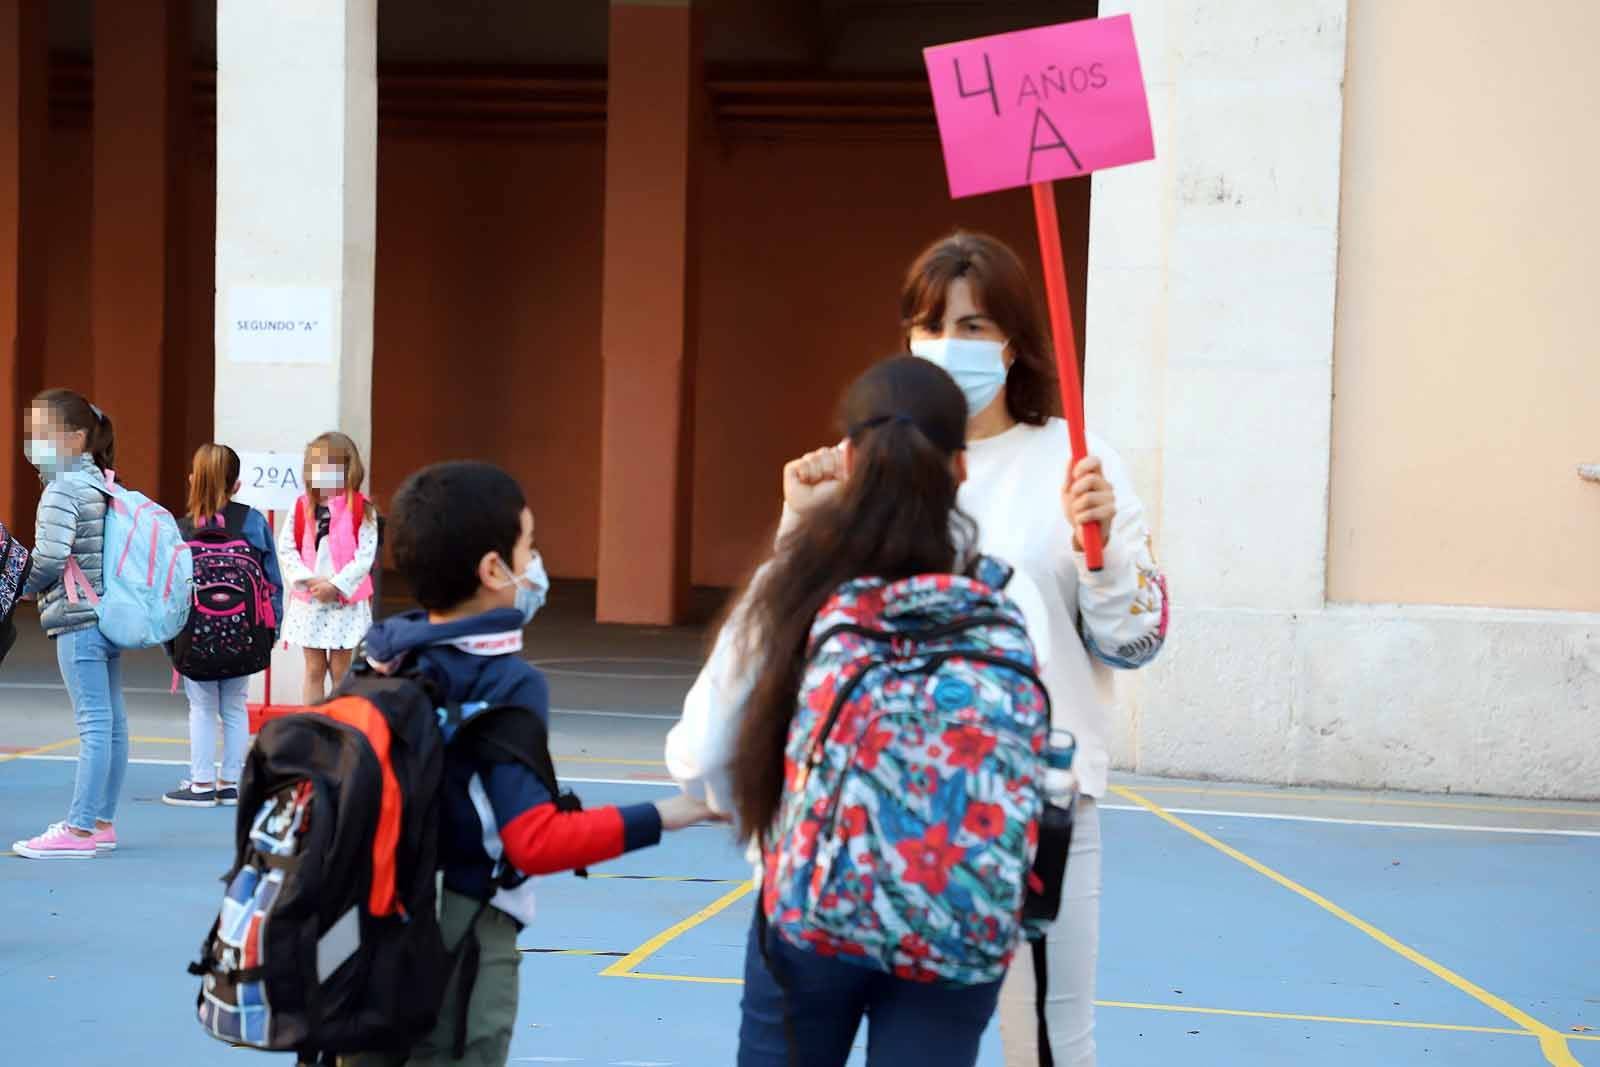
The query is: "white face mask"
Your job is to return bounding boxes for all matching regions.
[25,439,60,473]
[309,469,345,491]
[910,337,1010,418]
[499,553,550,625]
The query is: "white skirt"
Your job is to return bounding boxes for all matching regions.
[280,596,373,652]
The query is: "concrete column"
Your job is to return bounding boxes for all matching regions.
[215,0,377,704]
[596,0,702,624]
[1085,2,1347,779]
[0,0,46,534]
[91,0,189,502]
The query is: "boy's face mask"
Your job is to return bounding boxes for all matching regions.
[498,553,550,625]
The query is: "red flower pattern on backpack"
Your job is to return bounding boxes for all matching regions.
[942,725,998,773]
[962,802,1007,840]
[896,824,966,895]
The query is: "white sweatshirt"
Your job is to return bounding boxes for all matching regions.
[955,418,1168,797]
[665,417,1167,807]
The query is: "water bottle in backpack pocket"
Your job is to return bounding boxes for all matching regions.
[170,502,277,681]
[1022,730,1076,928]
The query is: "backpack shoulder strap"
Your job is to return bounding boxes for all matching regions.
[221,501,251,534]
[451,705,562,800]
[293,496,307,548]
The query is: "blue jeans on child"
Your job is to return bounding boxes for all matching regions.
[184,676,250,784]
[738,909,1003,1067]
[57,626,128,832]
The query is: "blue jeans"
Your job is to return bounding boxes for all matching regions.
[184,676,250,784]
[57,626,128,832]
[739,911,1003,1067]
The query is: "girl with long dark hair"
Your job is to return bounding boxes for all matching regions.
[669,357,1056,1066]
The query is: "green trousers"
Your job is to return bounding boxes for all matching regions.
[339,890,522,1067]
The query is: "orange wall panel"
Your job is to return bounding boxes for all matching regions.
[371,134,606,579]
[36,117,1085,590]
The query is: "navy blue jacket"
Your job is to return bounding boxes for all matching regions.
[364,608,662,916]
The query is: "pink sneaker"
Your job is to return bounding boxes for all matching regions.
[92,824,117,852]
[13,823,98,860]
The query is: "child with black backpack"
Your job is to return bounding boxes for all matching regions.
[185,460,713,1066]
[164,444,283,808]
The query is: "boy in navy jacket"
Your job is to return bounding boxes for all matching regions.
[343,462,712,1066]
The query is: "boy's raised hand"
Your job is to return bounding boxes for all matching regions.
[655,792,724,830]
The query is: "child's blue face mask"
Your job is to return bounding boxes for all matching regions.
[498,554,549,625]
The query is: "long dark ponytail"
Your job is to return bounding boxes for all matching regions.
[728,356,975,844]
[31,388,115,471]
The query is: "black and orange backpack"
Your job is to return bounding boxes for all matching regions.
[187,669,577,1063]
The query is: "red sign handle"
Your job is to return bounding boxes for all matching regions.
[1030,181,1104,571]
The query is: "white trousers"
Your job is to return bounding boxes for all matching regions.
[999,797,1103,1067]
[184,676,251,785]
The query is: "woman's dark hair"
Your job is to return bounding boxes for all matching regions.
[390,461,527,612]
[899,231,1060,426]
[728,356,975,843]
[30,388,115,471]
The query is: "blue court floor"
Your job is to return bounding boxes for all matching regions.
[2,757,1597,1066]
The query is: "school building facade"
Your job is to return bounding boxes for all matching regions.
[1,1,1596,798]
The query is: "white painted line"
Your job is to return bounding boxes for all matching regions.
[0,681,174,696]
[1099,803,1600,839]
[10,757,1592,838]
[551,707,676,721]
[561,775,677,788]
[21,754,190,767]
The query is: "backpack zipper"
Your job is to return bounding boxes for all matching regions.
[797,644,1051,788]
[807,613,1028,658]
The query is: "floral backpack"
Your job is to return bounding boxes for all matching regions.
[760,557,1052,986]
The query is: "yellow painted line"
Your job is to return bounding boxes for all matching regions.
[590,873,746,884]
[1126,784,1600,820]
[1111,785,1584,1067]
[619,971,745,986]
[554,755,668,767]
[130,736,189,745]
[0,738,79,763]
[600,879,754,979]
[1096,1000,1535,1038]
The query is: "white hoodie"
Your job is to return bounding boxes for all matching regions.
[665,417,1167,807]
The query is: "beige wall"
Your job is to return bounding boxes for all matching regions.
[1330,0,1600,611]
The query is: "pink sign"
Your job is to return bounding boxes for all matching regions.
[924,15,1155,199]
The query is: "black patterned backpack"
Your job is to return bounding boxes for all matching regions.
[169,503,277,681]
[0,519,31,667]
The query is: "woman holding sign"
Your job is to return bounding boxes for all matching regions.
[781,232,1167,1067]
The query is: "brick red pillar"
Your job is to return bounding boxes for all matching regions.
[596,1,702,624]
[92,0,189,501]
[0,0,46,533]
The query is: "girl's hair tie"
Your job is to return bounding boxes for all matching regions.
[848,413,916,437]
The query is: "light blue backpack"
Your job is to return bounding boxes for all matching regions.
[64,469,192,649]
